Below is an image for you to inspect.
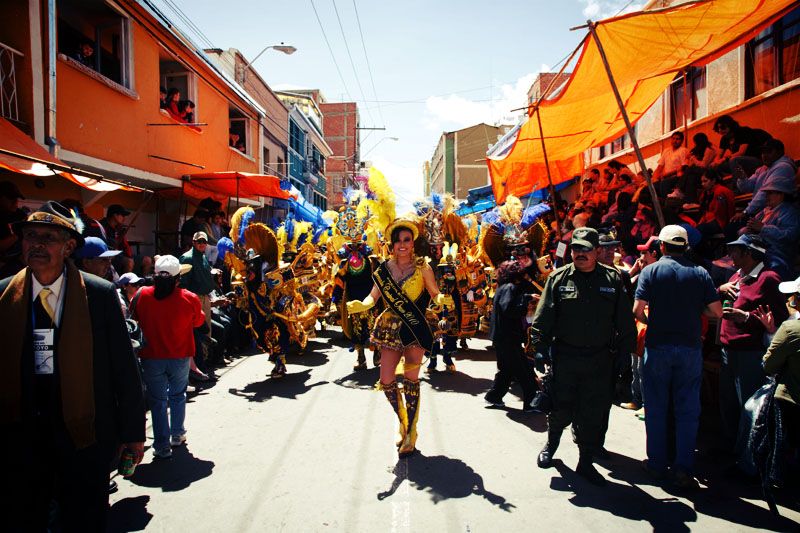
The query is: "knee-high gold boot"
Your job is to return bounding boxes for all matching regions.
[377,381,407,448]
[399,379,420,456]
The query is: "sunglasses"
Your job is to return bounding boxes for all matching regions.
[570,244,594,252]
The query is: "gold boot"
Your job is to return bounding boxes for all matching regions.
[399,379,420,456]
[377,381,407,448]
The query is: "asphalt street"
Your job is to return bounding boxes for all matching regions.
[108,326,800,532]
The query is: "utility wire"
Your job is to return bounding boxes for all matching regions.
[310,0,354,101]
[331,0,376,127]
[352,0,385,128]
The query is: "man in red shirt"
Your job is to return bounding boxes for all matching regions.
[132,255,205,459]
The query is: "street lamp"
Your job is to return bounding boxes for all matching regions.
[239,42,297,83]
[362,136,399,158]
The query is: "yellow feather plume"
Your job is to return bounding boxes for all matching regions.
[292,221,313,250]
[322,210,339,224]
[499,195,523,226]
[363,167,396,235]
[229,206,255,241]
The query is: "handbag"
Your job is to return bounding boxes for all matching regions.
[530,371,554,414]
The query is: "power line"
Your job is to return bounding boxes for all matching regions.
[330,0,376,127]
[310,0,354,101]
[352,0,385,128]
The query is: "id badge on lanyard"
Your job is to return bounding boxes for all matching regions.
[34,328,55,375]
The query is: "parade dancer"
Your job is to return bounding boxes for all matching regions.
[347,217,454,456]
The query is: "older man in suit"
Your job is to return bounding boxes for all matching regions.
[0,201,145,532]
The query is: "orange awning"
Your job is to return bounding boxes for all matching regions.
[181,171,298,201]
[0,117,132,192]
[488,0,799,203]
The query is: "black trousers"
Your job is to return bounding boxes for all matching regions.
[485,342,538,406]
[3,425,113,533]
[547,348,614,456]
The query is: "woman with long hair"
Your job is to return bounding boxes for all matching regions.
[164,88,181,120]
[347,218,452,456]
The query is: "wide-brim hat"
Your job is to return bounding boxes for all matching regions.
[385,218,419,242]
[761,176,797,196]
[778,275,800,294]
[12,200,85,247]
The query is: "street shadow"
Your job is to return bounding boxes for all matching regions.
[107,495,152,532]
[128,447,214,493]
[424,371,494,397]
[334,367,381,390]
[552,451,800,532]
[311,326,350,347]
[287,342,330,367]
[377,452,515,512]
[451,345,496,362]
[505,410,548,433]
[685,460,800,530]
[228,369,328,402]
[551,460,697,532]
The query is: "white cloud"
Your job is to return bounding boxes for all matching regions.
[578,0,644,20]
[368,155,424,215]
[423,67,551,133]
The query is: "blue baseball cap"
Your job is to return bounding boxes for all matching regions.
[117,272,143,287]
[75,236,122,259]
[726,233,768,254]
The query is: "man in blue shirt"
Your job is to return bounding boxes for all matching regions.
[633,225,722,489]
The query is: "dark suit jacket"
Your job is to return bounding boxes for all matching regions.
[0,270,145,450]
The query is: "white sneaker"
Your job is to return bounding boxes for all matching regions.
[171,434,187,447]
[154,447,172,459]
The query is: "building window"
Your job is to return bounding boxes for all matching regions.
[159,48,197,121]
[57,0,133,88]
[745,6,800,98]
[310,145,325,175]
[289,119,305,155]
[229,107,248,154]
[669,67,706,130]
[262,147,270,174]
[598,124,637,159]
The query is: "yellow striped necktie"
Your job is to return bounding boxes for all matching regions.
[38,288,56,324]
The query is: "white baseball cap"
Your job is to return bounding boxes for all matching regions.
[154,255,181,276]
[658,225,688,247]
[778,276,800,294]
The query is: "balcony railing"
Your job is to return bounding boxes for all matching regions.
[0,42,23,122]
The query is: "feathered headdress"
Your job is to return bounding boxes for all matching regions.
[479,195,530,267]
[230,207,256,244]
[244,223,281,267]
[362,167,396,235]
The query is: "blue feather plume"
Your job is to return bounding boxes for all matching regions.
[238,209,255,244]
[431,192,443,211]
[520,203,552,229]
[217,237,234,262]
[285,212,296,241]
[481,209,502,232]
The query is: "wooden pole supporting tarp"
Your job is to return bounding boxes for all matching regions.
[587,20,666,228]
[535,107,562,237]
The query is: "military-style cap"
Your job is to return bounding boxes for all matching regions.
[571,227,599,249]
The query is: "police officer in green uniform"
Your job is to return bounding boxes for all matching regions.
[529,227,636,486]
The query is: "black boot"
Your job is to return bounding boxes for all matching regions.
[537,430,561,468]
[353,346,367,370]
[576,454,606,486]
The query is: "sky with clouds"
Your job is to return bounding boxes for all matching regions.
[151,0,643,212]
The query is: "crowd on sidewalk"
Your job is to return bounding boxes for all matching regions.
[0,118,798,529]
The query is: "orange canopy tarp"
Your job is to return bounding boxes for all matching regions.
[488,0,799,203]
[0,117,132,192]
[182,171,297,201]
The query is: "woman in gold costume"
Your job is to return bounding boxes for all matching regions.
[347,218,453,456]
